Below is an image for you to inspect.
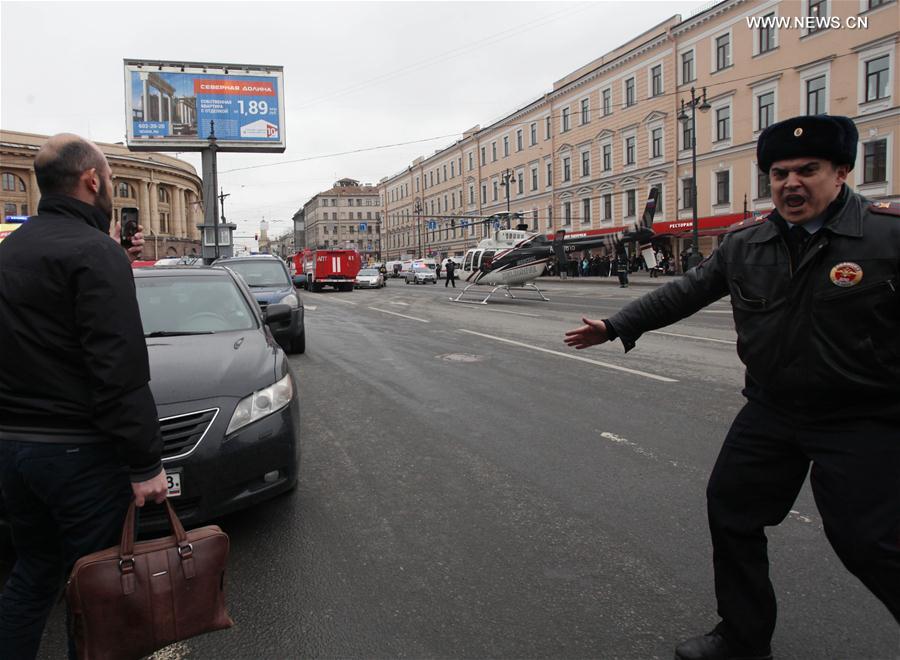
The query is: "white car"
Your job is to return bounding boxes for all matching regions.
[404,265,437,285]
[355,268,385,289]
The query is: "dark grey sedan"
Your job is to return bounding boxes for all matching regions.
[134,267,300,531]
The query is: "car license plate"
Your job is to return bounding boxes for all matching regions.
[166,470,182,498]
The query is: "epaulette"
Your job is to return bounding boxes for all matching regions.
[868,201,900,217]
[727,213,769,233]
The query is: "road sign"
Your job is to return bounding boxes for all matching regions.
[427,220,438,230]
[460,220,468,228]
[359,222,367,232]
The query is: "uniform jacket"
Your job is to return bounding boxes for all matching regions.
[607,187,900,420]
[0,195,162,480]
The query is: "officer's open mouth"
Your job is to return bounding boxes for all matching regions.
[785,194,806,208]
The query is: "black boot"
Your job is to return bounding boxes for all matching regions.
[674,630,772,660]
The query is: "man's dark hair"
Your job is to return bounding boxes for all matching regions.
[34,137,105,196]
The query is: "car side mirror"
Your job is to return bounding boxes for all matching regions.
[264,303,292,325]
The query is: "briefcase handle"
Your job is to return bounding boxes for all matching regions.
[118,499,192,572]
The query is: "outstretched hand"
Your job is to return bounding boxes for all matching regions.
[564,317,609,350]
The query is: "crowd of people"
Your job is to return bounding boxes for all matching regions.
[547,249,679,278]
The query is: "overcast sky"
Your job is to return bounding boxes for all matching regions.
[1,0,709,238]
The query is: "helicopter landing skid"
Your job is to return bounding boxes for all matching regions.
[449,282,550,305]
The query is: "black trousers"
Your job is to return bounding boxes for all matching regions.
[0,440,132,660]
[445,274,455,287]
[707,401,900,649]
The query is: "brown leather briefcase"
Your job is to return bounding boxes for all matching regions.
[66,500,234,660]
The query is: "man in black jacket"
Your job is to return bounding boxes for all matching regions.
[0,134,168,659]
[564,115,899,659]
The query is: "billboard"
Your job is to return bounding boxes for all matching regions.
[124,60,285,152]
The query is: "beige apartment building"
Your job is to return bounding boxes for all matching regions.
[300,178,382,261]
[0,130,203,257]
[380,0,898,264]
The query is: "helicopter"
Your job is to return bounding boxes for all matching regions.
[449,188,660,304]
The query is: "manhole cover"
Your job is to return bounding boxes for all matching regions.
[437,353,485,363]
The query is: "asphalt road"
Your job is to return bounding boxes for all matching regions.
[11,276,900,659]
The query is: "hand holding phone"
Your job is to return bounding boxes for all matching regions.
[120,207,139,250]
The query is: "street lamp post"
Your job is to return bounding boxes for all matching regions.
[414,199,422,258]
[499,168,516,227]
[677,86,710,270]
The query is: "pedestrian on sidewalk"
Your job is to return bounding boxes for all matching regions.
[444,258,456,287]
[564,115,900,660]
[0,134,169,660]
[435,260,442,280]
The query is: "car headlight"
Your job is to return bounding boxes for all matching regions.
[278,293,299,308]
[226,373,294,435]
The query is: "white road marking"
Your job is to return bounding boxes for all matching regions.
[368,307,430,323]
[789,510,814,524]
[600,431,658,460]
[452,305,541,318]
[458,329,677,382]
[304,305,317,311]
[327,297,357,305]
[648,330,736,345]
[699,310,733,314]
[389,301,410,306]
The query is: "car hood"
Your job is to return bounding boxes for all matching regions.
[248,286,294,304]
[146,331,280,404]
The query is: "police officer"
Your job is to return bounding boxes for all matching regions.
[564,115,899,659]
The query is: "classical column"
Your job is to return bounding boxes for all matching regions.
[149,182,160,234]
[176,188,186,238]
[28,170,40,215]
[138,180,150,229]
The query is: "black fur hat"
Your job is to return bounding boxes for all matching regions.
[757,115,858,173]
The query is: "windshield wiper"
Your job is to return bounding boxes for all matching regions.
[145,331,215,337]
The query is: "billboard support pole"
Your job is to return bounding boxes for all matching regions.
[202,121,221,262]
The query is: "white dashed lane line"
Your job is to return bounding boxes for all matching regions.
[368,307,430,323]
[648,330,736,345]
[458,329,677,382]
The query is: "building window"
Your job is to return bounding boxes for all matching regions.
[546,162,552,186]
[681,50,695,84]
[602,88,611,116]
[625,78,635,107]
[682,177,694,209]
[450,161,455,178]
[562,107,570,132]
[651,65,663,96]
[469,185,475,204]
[758,91,775,129]
[547,206,553,229]
[115,182,133,198]
[492,142,497,161]
[481,184,487,203]
[563,201,572,225]
[516,129,523,151]
[481,146,486,165]
[530,122,537,145]
[562,157,571,182]
[863,139,887,183]
[865,55,890,102]
[625,136,635,165]
[546,116,551,139]
[716,106,731,142]
[807,0,827,33]
[416,176,420,192]
[157,186,169,203]
[2,173,25,192]
[443,164,447,181]
[582,198,591,224]
[503,136,510,157]
[581,98,590,124]
[715,33,731,70]
[806,75,826,114]
[517,172,524,195]
[492,180,498,201]
[650,184,663,214]
[758,13,775,53]
[531,167,538,191]
[626,190,636,217]
[581,150,590,177]
[757,169,771,198]
[4,202,17,216]
[868,0,889,7]
[651,128,663,159]
[716,171,730,204]
[468,152,473,171]
[603,194,612,221]
[602,144,612,171]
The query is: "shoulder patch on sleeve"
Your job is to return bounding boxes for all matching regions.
[868,201,900,217]
[727,213,769,233]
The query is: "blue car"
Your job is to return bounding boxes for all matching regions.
[213,255,306,354]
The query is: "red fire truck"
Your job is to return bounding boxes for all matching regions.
[294,248,361,292]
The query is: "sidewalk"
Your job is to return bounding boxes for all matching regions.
[537,271,677,287]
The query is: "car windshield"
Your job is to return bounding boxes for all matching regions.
[222,260,289,287]
[135,276,257,335]
[412,266,431,272]
[359,269,378,275]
